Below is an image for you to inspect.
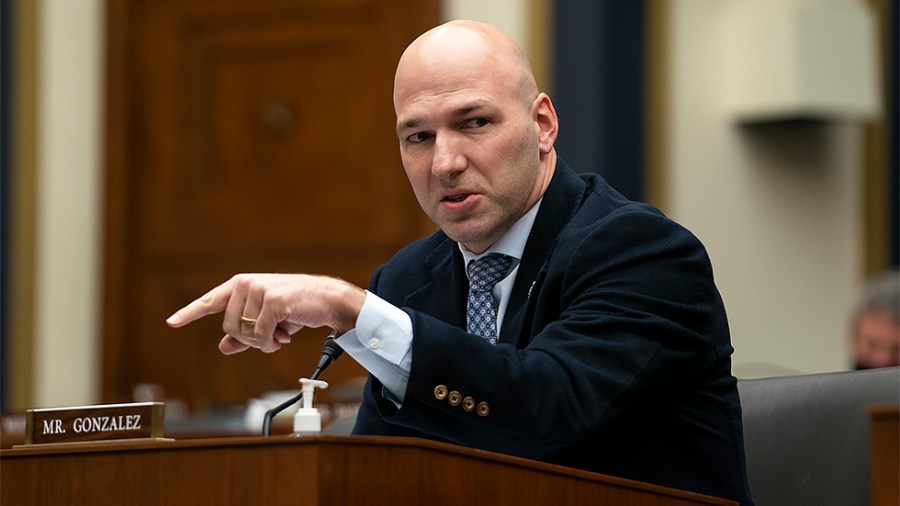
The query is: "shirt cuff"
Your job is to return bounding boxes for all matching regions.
[335,291,413,400]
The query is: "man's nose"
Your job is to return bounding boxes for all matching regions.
[431,134,466,179]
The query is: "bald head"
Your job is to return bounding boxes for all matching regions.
[394,20,539,113]
[391,21,558,253]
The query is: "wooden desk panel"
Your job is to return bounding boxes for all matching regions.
[1,435,737,506]
[869,407,900,506]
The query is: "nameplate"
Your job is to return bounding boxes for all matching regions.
[24,402,165,445]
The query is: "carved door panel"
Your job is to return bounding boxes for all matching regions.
[104,0,437,411]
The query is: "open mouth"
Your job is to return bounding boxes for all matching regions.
[443,193,470,203]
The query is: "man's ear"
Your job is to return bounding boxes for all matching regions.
[532,93,559,154]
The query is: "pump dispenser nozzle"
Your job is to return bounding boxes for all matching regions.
[293,378,329,435]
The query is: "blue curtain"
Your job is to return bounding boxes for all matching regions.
[552,0,645,202]
[889,0,898,268]
[0,0,12,410]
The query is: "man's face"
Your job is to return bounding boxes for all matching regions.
[853,311,900,369]
[393,28,553,254]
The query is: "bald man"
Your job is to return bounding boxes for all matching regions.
[168,21,754,505]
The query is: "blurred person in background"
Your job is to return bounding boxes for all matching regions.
[851,270,900,369]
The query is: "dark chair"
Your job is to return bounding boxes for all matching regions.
[738,367,900,506]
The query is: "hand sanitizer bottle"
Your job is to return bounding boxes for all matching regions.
[293,378,329,436]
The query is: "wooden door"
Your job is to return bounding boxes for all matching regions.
[103,0,438,413]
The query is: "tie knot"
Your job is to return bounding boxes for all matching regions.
[467,253,515,293]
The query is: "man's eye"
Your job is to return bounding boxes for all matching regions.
[464,117,490,129]
[407,132,433,144]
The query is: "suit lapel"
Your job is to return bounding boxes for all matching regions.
[403,237,468,329]
[499,159,587,347]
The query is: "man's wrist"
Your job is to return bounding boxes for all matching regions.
[329,278,367,334]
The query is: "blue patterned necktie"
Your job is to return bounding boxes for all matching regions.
[466,253,515,344]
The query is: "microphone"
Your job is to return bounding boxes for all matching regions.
[261,330,344,437]
[311,332,344,379]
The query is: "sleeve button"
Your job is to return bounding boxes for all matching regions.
[434,385,448,400]
[476,402,490,417]
[462,396,476,412]
[448,391,462,406]
[368,337,381,349]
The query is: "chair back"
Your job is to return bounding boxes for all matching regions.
[738,367,900,506]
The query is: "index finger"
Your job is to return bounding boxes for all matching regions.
[166,278,236,328]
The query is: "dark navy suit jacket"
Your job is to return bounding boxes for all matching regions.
[353,159,754,505]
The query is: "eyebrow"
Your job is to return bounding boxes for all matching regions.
[396,101,491,134]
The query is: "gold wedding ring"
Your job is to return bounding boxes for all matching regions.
[240,315,257,326]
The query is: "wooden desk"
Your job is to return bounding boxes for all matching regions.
[869,406,900,506]
[1,435,737,505]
